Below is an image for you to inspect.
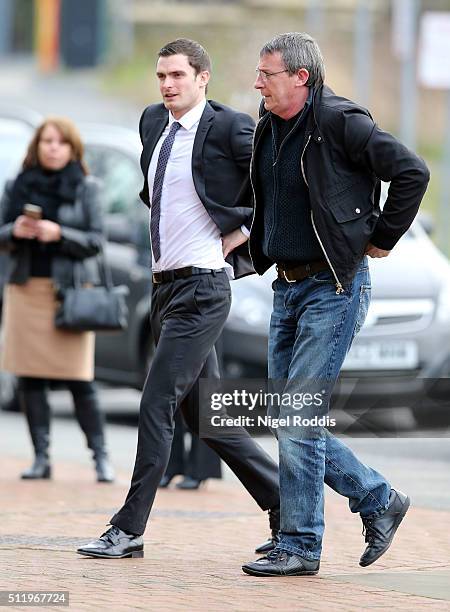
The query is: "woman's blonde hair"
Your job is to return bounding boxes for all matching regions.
[23,116,88,174]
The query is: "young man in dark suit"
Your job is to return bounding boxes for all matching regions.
[78,38,280,559]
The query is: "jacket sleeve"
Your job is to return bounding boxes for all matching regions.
[138,107,147,145]
[341,109,430,250]
[0,180,18,251]
[138,107,151,207]
[59,177,105,259]
[229,112,255,231]
[229,111,255,171]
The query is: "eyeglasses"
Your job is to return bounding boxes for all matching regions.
[255,68,289,82]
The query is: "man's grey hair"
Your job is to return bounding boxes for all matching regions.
[260,32,325,88]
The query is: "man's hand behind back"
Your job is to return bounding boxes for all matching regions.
[222,228,248,259]
[365,242,390,258]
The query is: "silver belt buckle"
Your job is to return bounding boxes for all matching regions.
[280,267,296,283]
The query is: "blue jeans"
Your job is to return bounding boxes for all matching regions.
[268,259,391,560]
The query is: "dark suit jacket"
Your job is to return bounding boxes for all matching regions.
[138,100,255,279]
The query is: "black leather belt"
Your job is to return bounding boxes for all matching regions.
[152,266,225,285]
[277,260,329,283]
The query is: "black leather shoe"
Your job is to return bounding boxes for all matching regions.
[242,548,320,577]
[175,476,203,490]
[359,489,410,567]
[77,526,144,559]
[255,505,280,554]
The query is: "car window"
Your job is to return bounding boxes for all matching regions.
[84,145,141,215]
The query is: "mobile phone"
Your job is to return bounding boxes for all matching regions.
[23,203,43,220]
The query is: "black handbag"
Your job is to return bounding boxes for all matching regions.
[55,254,129,332]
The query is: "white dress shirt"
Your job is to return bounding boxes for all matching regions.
[147,99,235,275]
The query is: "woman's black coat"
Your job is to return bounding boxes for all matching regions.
[0,175,104,289]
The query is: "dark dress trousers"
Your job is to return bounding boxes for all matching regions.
[164,342,225,482]
[110,101,279,535]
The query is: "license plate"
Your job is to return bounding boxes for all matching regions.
[342,341,419,370]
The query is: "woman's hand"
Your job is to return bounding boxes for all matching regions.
[12,215,38,239]
[36,220,62,243]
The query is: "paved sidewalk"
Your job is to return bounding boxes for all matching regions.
[1,454,449,611]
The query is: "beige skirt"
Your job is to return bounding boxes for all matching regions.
[0,278,94,381]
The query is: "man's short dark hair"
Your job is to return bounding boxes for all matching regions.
[158,38,211,75]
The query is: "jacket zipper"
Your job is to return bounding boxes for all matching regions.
[273,119,303,166]
[301,134,344,294]
[266,118,306,254]
[248,115,266,271]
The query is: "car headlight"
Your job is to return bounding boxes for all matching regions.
[436,283,450,323]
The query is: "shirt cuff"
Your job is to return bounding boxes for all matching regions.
[240,224,250,238]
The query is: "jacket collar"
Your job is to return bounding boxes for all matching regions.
[256,85,326,146]
[170,99,206,131]
[140,104,167,177]
[192,100,215,156]
[141,100,215,177]
[255,87,316,145]
[191,101,215,204]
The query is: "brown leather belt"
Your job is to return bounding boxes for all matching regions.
[277,260,330,283]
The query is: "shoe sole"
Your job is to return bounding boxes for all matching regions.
[77,549,144,559]
[242,567,319,577]
[359,496,410,567]
[21,468,51,479]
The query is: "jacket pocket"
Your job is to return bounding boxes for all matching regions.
[325,184,377,258]
[326,182,374,224]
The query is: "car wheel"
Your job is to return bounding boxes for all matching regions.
[412,404,450,429]
[0,371,20,412]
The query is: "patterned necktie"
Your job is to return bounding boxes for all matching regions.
[150,121,181,262]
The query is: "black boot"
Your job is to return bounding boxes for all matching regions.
[175,476,203,490]
[20,389,51,480]
[21,451,51,479]
[159,474,174,488]
[255,505,280,554]
[91,436,115,483]
[72,386,115,483]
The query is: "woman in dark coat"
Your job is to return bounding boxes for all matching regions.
[0,116,114,482]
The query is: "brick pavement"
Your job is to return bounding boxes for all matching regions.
[1,455,449,611]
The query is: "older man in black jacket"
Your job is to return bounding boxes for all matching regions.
[78,38,280,560]
[242,32,430,577]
